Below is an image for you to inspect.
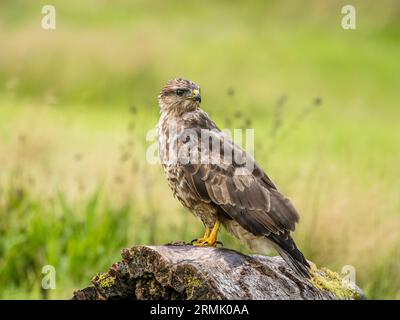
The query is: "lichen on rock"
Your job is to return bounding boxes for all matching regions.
[96,272,116,289]
[310,264,362,300]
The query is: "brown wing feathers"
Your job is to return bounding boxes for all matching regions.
[181,129,310,277]
[183,160,298,236]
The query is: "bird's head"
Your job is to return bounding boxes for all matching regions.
[158,78,201,115]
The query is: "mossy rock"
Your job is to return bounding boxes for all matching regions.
[310,264,364,300]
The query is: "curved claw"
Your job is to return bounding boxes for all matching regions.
[192,238,219,247]
[216,240,224,247]
[192,240,211,247]
[191,237,206,245]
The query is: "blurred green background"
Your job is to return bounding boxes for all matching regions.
[0,0,399,299]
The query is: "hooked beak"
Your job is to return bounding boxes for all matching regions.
[191,89,201,103]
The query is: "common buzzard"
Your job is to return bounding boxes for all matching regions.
[157,78,310,277]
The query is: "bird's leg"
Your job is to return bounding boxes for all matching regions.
[192,221,220,247]
[206,220,220,246]
[190,227,210,244]
[202,227,211,239]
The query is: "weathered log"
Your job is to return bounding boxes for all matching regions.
[72,243,365,300]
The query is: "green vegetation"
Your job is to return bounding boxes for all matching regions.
[0,1,399,299]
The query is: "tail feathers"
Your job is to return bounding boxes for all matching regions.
[268,233,310,278]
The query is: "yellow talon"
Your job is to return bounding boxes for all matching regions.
[191,227,210,244]
[192,221,220,247]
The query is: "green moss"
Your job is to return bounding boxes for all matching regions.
[186,276,203,299]
[187,277,202,288]
[142,272,154,280]
[98,273,116,289]
[310,265,360,300]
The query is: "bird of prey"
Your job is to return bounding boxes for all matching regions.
[157,78,310,277]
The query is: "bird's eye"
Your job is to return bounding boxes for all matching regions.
[176,89,186,96]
